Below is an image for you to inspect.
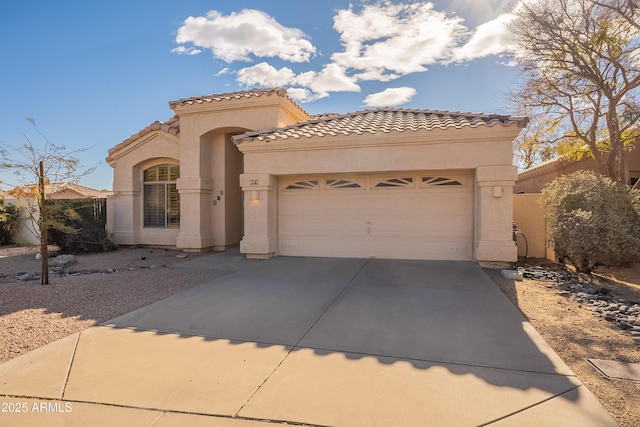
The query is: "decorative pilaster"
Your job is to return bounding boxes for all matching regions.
[176,177,215,250]
[239,173,277,258]
[474,166,518,263]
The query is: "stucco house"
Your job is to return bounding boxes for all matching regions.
[515,146,640,193]
[4,182,108,246]
[106,88,527,263]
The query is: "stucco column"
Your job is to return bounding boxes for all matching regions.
[176,177,215,250]
[111,179,140,246]
[474,165,518,263]
[239,173,276,259]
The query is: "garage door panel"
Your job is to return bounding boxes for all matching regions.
[278,172,473,261]
[413,195,472,214]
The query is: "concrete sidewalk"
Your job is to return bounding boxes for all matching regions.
[0,254,617,426]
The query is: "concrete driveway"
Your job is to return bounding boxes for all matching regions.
[0,253,617,426]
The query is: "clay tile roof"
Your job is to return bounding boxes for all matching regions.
[107,115,180,158]
[9,182,107,199]
[45,182,107,198]
[517,156,564,176]
[233,108,528,143]
[168,87,296,108]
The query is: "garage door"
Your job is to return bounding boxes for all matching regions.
[277,171,474,260]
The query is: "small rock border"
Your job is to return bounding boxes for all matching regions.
[0,264,169,283]
[523,266,640,346]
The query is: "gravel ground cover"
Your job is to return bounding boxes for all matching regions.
[0,245,225,363]
[486,261,640,427]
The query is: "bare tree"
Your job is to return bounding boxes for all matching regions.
[0,118,94,284]
[508,0,640,183]
[513,107,565,169]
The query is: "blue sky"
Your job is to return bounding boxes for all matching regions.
[0,0,521,191]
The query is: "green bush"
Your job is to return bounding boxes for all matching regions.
[46,199,116,254]
[0,199,22,245]
[542,171,640,273]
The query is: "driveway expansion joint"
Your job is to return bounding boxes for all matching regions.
[60,331,81,400]
[477,384,584,426]
[233,259,370,418]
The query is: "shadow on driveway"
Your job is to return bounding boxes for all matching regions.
[0,254,616,426]
[105,256,577,394]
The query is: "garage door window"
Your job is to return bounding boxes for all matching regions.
[374,177,414,188]
[144,164,180,227]
[421,176,463,187]
[326,179,362,189]
[285,180,319,190]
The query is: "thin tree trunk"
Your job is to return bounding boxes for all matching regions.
[605,104,628,184]
[39,161,49,285]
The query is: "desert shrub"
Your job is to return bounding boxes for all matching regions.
[542,171,640,273]
[0,199,22,245]
[46,199,116,254]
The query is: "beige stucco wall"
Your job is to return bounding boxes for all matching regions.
[107,131,181,247]
[512,193,557,261]
[107,91,308,251]
[3,199,40,246]
[516,146,640,193]
[171,93,307,251]
[238,125,522,263]
[513,193,546,259]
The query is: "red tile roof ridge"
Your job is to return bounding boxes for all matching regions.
[168,87,307,112]
[234,108,528,143]
[108,116,180,157]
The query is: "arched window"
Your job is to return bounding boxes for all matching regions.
[143,164,179,227]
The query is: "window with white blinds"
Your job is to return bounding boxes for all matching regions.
[143,164,180,227]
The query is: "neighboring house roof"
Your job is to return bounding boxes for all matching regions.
[46,182,108,198]
[9,182,108,199]
[233,108,529,143]
[517,156,571,178]
[108,115,180,159]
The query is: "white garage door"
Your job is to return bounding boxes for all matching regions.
[277,171,474,260]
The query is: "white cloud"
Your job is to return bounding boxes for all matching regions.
[235,63,359,100]
[237,62,296,86]
[216,68,232,76]
[308,64,361,97]
[364,87,417,107]
[353,69,401,82]
[174,9,316,63]
[174,2,527,104]
[170,46,202,56]
[332,2,467,76]
[452,12,516,61]
[446,0,515,26]
[286,87,329,103]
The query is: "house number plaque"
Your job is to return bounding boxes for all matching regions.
[249,179,259,185]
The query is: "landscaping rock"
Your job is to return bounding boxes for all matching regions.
[50,254,78,269]
[522,265,640,345]
[16,272,38,282]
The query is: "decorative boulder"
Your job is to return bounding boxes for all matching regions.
[50,254,79,269]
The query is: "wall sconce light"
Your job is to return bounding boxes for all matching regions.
[251,190,260,204]
[492,186,503,198]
